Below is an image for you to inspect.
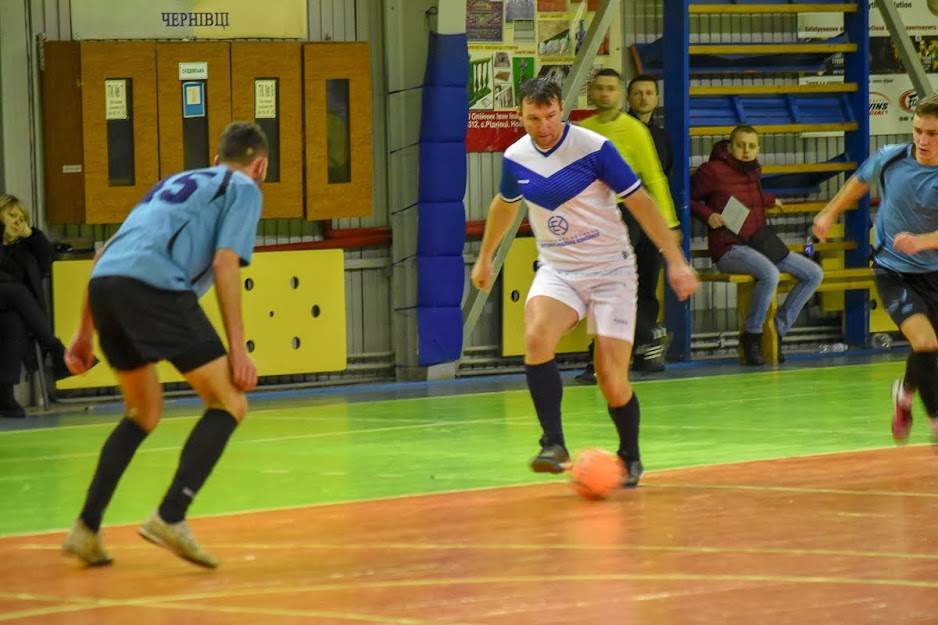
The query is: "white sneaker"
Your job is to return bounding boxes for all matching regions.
[62,519,113,566]
[138,512,218,568]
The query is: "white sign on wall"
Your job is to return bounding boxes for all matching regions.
[70,0,308,40]
[104,79,128,120]
[799,2,938,135]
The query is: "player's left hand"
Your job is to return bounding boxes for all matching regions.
[668,263,699,301]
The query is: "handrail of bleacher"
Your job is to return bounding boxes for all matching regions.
[631,33,850,74]
[690,3,857,13]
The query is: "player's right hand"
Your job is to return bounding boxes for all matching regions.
[65,335,96,374]
[229,349,258,391]
[471,259,494,293]
[812,211,834,242]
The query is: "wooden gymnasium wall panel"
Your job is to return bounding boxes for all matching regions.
[41,40,84,224]
[79,41,159,224]
[231,42,304,218]
[304,42,373,220]
[156,42,232,179]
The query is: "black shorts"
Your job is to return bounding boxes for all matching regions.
[88,276,226,373]
[873,264,938,329]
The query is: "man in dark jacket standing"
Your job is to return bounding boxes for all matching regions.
[690,126,823,365]
[623,75,678,371]
[627,75,673,179]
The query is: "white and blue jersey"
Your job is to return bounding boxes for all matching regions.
[93,166,263,297]
[857,144,938,273]
[499,123,642,272]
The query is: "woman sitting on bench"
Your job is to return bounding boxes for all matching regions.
[691,126,823,365]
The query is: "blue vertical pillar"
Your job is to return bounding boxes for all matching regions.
[663,0,692,360]
[842,1,871,347]
[416,31,469,365]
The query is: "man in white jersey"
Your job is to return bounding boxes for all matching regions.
[471,79,698,487]
[61,122,268,568]
[815,93,938,446]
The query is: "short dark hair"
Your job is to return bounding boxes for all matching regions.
[517,78,562,109]
[627,74,659,95]
[914,93,938,119]
[217,121,269,165]
[592,68,622,82]
[729,124,759,143]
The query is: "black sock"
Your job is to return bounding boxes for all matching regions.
[158,409,238,524]
[907,350,938,416]
[525,359,564,448]
[80,417,149,532]
[609,393,640,464]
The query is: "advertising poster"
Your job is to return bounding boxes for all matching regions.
[799,1,938,135]
[466,0,619,152]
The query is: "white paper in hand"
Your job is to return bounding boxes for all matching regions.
[721,196,751,235]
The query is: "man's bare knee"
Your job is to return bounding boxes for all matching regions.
[223,392,248,422]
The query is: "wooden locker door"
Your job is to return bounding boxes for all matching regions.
[80,41,159,224]
[231,42,303,218]
[304,42,373,220]
[156,42,232,178]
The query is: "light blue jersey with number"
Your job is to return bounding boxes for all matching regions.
[856,144,938,273]
[92,165,263,297]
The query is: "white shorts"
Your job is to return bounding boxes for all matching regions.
[526,260,638,343]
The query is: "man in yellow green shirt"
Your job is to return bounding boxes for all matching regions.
[576,69,680,381]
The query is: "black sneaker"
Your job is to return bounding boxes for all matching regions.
[529,444,571,474]
[624,460,644,488]
[574,363,597,385]
[0,386,24,418]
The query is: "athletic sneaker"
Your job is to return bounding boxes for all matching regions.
[530,444,571,474]
[138,512,218,568]
[62,519,113,566]
[892,379,914,444]
[575,363,597,385]
[624,460,645,488]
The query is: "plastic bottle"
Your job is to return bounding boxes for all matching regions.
[803,235,815,257]
[872,333,893,349]
[819,343,848,354]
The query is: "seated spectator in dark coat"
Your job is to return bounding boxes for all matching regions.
[690,126,823,366]
[0,194,82,417]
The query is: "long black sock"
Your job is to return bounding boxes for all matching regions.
[906,350,938,416]
[80,418,149,532]
[158,409,238,524]
[525,359,564,448]
[609,393,640,464]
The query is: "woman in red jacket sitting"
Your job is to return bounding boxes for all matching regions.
[691,126,823,365]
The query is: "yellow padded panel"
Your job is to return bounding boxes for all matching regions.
[868,229,898,333]
[53,250,347,390]
[819,223,845,313]
[501,237,590,357]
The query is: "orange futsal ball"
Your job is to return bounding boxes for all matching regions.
[570,449,625,500]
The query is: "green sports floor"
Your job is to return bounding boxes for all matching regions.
[0,353,922,537]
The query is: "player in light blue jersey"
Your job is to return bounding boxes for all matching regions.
[471,79,698,487]
[815,93,938,445]
[62,122,268,568]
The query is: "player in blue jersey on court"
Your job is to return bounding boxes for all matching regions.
[471,79,698,487]
[61,121,268,568]
[814,93,938,445]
